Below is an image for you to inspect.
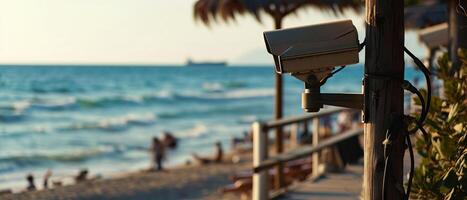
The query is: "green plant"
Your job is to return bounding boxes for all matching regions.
[411,49,467,200]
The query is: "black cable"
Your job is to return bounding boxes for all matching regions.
[403,117,429,199]
[404,47,431,124]
[401,79,432,200]
[359,38,366,52]
[380,47,431,200]
[402,80,429,200]
[320,66,345,86]
[319,39,366,86]
[402,80,427,134]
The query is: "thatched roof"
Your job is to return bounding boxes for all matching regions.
[194,0,363,25]
[405,0,447,29]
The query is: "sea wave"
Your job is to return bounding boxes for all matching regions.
[0,88,272,115]
[237,115,258,124]
[156,104,265,120]
[0,96,139,113]
[32,97,78,110]
[0,126,51,137]
[0,98,77,113]
[0,112,26,123]
[176,123,209,138]
[223,88,273,99]
[202,81,248,92]
[174,88,273,101]
[31,86,78,94]
[76,96,142,108]
[62,113,156,132]
[0,147,115,168]
[202,82,224,92]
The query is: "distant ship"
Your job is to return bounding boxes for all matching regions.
[185,59,227,67]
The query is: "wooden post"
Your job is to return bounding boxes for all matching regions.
[273,16,285,190]
[311,117,321,180]
[427,48,438,96]
[274,74,285,189]
[448,0,467,74]
[252,122,268,200]
[290,123,299,148]
[363,0,406,199]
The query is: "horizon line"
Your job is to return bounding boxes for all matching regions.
[0,63,274,67]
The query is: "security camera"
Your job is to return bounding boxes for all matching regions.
[264,20,363,112]
[264,20,360,84]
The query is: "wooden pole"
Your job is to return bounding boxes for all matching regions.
[273,16,285,190]
[448,0,467,74]
[427,48,438,96]
[252,122,268,200]
[363,0,406,199]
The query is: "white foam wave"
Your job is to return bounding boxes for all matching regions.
[69,113,157,131]
[178,88,274,100]
[34,97,77,108]
[12,101,30,112]
[202,82,224,92]
[238,115,258,124]
[177,123,208,138]
[223,88,274,99]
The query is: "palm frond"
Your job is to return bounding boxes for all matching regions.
[193,0,363,26]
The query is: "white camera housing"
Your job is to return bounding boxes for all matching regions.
[264,20,360,83]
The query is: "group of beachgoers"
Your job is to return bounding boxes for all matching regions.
[16,168,91,194]
[6,131,225,194]
[6,111,362,195]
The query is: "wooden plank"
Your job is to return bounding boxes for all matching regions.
[254,128,363,173]
[266,108,345,129]
[278,148,419,200]
[279,164,363,200]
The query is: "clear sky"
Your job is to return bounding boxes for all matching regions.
[0,0,426,65]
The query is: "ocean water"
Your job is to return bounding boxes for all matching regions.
[0,65,422,190]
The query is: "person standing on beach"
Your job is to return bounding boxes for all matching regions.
[150,137,165,171]
[43,169,52,189]
[26,174,36,191]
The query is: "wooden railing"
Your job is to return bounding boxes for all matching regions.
[251,108,363,200]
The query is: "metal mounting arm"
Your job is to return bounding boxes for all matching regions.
[301,76,363,112]
[302,91,363,112]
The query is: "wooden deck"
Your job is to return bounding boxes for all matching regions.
[278,150,417,200]
[278,164,363,200]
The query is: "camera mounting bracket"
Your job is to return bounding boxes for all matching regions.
[301,74,363,112]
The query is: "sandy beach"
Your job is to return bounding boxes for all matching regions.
[0,154,251,200]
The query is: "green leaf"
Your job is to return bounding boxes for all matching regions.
[448,103,459,124]
[412,49,467,199]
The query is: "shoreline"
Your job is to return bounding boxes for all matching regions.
[0,148,252,200]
